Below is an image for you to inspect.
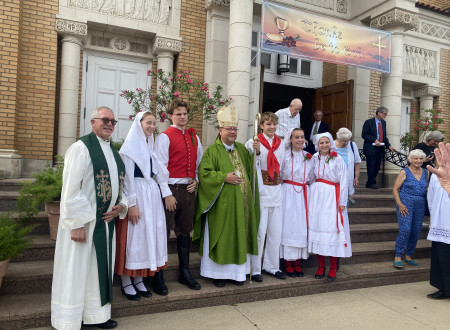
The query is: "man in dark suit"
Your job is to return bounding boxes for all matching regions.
[305,110,329,154]
[362,106,395,189]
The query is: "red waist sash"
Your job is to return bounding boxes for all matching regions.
[283,180,308,229]
[315,178,346,246]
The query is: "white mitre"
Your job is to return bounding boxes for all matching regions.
[217,103,238,127]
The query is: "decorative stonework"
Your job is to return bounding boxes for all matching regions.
[404,45,437,78]
[335,0,347,14]
[413,86,441,97]
[152,36,182,54]
[55,19,87,35]
[88,35,149,54]
[370,9,418,31]
[69,0,171,25]
[412,19,450,41]
[205,0,230,8]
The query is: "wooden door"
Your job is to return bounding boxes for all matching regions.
[314,80,353,137]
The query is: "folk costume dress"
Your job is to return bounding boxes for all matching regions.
[280,148,314,260]
[115,112,167,277]
[245,133,285,275]
[193,139,260,281]
[308,133,350,258]
[427,174,450,296]
[51,134,127,330]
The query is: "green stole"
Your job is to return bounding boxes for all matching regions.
[80,132,125,306]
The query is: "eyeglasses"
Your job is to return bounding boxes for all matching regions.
[222,127,239,132]
[93,118,118,125]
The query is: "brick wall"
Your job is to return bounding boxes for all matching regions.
[0,0,58,161]
[368,71,382,118]
[435,48,449,142]
[421,0,449,9]
[0,0,21,150]
[322,62,347,87]
[175,0,207,138]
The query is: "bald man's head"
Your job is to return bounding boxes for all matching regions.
[289,98,303,117]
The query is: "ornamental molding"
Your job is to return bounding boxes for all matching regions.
[413,85,441,98]
[370,9,418,31]
[68,0,171,25]
[55,19,87,36]
[205,0,230,9]
[335,0,347,14]
[87,34,150,55]
[152,36,182,54]
[404,45,437,78]
[411,19,450,41]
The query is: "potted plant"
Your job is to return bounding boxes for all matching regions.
[0,213,34,288]
[18,156,63,240]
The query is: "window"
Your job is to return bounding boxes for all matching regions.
[300,60,311,76]
[260,53,271,69]
[251,50,257,67]
[289,58,298,74]
[252,31,258,48]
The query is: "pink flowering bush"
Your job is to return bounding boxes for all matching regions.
[120,69,231,127]
[400,108,445,152]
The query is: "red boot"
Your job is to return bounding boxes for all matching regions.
[293,259,304,277]
[315,255,326,279]
[285,260,295,277]
[328,257,337,282]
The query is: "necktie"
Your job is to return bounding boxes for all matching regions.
[313,122,318,135]
[378,121,383,142]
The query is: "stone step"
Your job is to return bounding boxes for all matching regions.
[349,222,428,243]
[0,211,50,234]
[2,239,432,296]
[0,258,431,329]
[0,178,33,192]
[0,191,18,211]
[12,234,200,262]
[347,207,397,223]
[351,194,396,208]
[354,187,393,195]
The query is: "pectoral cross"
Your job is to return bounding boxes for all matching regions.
[372,36,386,66]
[96,170,112,203]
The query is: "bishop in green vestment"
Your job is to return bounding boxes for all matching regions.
[192,104,260,286]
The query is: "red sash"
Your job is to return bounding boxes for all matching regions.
[315,178,346,246]
[258,133,281,180]
[283,180,308,229]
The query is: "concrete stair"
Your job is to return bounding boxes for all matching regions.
[0,179,432,329]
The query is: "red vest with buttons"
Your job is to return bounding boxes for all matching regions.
[164,126,197,179]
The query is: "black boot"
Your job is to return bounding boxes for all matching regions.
[177,236,201,290]
[152,270,169,296]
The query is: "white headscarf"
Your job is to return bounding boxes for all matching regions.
[285,127,307,150]
[119,111,158,180]
[314,132,337,152]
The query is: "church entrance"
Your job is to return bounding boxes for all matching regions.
[81,52,151,141]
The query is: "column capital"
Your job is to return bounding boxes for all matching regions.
[205,0,230,10]
[55,19,87,44]
[370,9,418,32]
[413,85,441,98]
[152,36,182,55]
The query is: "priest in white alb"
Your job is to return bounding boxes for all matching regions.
[51,106,128,330]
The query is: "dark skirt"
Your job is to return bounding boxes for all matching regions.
[430,241,450,295]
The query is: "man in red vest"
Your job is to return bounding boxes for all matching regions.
[155,100,203,290]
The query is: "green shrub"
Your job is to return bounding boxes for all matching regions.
[0,213,35,260]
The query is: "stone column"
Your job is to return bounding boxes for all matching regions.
[413,86,441,113]
[347,67,370,148]
[227,0,253,142]
[55,19,87,156]
[152,36,182,132]
[370,9,418,151]
[413,86,441,142]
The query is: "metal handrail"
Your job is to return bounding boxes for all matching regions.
[359,148,408,187]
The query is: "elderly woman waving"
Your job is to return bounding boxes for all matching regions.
[393,149,428,269]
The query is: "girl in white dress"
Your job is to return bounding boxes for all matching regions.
[116,111,168,299]
[308,132,349,281]
[280,128,314,277]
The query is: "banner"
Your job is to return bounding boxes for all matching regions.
[261,1,391,73]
